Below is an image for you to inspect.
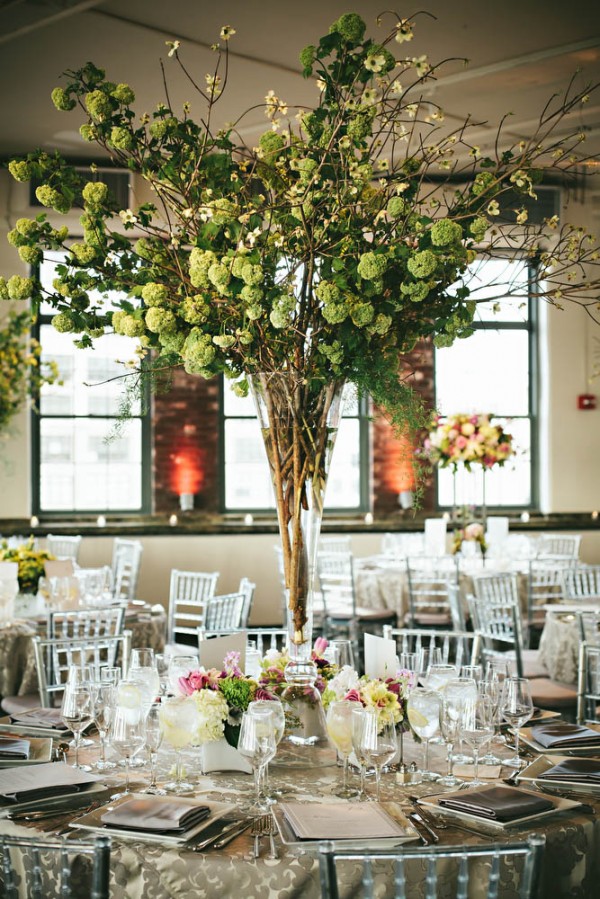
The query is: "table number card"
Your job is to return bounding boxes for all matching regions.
[364,633,398,680]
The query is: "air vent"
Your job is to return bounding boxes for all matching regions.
[495,186,560,225]
[29,167,130,210]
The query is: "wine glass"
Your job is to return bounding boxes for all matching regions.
[167,654,198,696]
[436,678,474,787]
[460,665,483,683]
[140,702,166,795]
[159,696,199,793]
[350,706,369,800]
[501,677,534,768]
[237,708,277,814]
[326,700,360,799]
[248,699,285,800]
[110,683,146,799]
[407,688,441,781]
[89,681,115,771]
[462,693,495,786]
[100,666,121,686]
[359,708,397,801]
[60,684,92,772]
[417,648,442,681]
[424,664,458,692]
[328,640,355,669]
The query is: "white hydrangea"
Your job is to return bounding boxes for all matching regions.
[193,689,229,742]
[327,665,360,700]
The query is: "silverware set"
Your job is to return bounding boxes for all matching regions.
[250,813,277,859]
[189,817,253,853]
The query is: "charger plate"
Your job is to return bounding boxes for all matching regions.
[518,722,600,755]
[518,754,600,795]
[0,715,73,739]
[0,738,52,768]
[418,785,581,832]
[69,794,234,845]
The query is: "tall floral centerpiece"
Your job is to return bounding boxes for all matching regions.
[424,412,516,530]
[3,14,599,678]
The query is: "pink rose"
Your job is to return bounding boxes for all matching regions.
[344,689,362,703]
[455,435,468,449]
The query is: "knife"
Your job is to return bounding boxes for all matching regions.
[408,811,439,843]
[189,818,248,852]
[407,813,433,845]
[212,818,253,849]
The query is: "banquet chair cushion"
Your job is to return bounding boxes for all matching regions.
[405,611,453,627]
[529,678,578,710]
[328,607,396,622]
[503,649,550,679]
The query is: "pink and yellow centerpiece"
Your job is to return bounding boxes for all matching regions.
[424,413,515,472]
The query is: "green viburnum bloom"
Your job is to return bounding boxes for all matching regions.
[240,264,263,286]
[430,219,463,247]
[85,89,112,120]
[240,285,263,304]
[401,281,430,302]
[189,249,217,289]
[109,126,134,150]
[111,83,135,104]
[469,217,489,241]
[0,278,8,300]
[182,328,216,374]
[112,312,146,338]
[213,334,236,349]
[407,250,438,279]
[52,311,77,333]
[6,229,25,248]
[145,307,177,334]
[82,181,109,212]
[357,252,387,280]
[18,246,42,265]
[181,296,210,325]
[51,87,75,111]
[16,218,37,237]
[387,196,407,218]
[8,160,32,182]
[330,12,366,43]
[141,283,169,307]
[299,44,316,68]
[7,276,33,300]
[322,302,348,324]
[80,124,98,142]
[472,171,496,196]
[35,186,70,214]
[70,243,97,264]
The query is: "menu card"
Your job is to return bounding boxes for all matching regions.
[0,738,30,760]
[0,762,98,803]
[101,797,211,833]
[280,801,406,840]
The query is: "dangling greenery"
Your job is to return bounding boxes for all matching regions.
[2,10,599,440]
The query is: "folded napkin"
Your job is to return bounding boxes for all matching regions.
[101,797,211,833]
[0,761,98,803]
[280,801,406,840]
[438,786,554,822]
[9,709,68,731]
[0,738,30,760]
[529,723,600,749]
[539,758,600,784]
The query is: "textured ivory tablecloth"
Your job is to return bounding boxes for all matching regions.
[1,732,597,898]
[538,612,581,685]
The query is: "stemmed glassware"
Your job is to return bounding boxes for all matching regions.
[140,702,166,795]
[60,683,92,772]
[66,666,94,748]
[159,696,199,793]
[445,676,478,766]
[501,676,534,768]
[129,649,160,707]
[478,673,503,765]
[237,707,277,814]
[462,693,495,786]
[407,688,441,781]
[248,699,285,801]
[89,681,116,771]
[167,654,198,696]
[110,681,146,799]
[326,700,360,799]
[328,640,355,669]
[359,709,397,802]
[350,706,368,800]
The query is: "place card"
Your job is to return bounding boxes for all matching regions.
[364,633,398,680]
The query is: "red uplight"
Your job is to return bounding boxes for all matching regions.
[170,443,204,496]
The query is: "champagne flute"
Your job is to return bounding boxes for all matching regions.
[89,681,115,770]
[66,666,94,748]
[462,693,495,786]
[60,684,91,772]
[237,708,277,814]
[478,676,503,765]
[501,677,534,768]
[359,709,397,802]
[350,706,368,800]
[140,702,166,795]
[407,688,441,781]
[248,699,285,800]
[159,696,199,793]
[110,685,146,799]
[326,700,360,799]
[129,648,160,708]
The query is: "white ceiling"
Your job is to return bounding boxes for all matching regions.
[0,0,599,163]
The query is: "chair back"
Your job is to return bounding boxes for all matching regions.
[203,592,245,633]
[563,565,600,602]
[406,556,459,629]
[576,609,600,642]
[381,532,424,560]
[167,569,219,642]
[238,577,256,628]
[32,631,131,707]
[318,835,545,899]
[111,538,143,602]
[577,642,600,724]
[47,606,126,641]
[319,536,352,554]
[317,551,356,631]
[246,628,288,655]
[0,833,111,899]
[46,534,82,563]
[382,626,480,669]
[468,592,524,677]
[527,560,570,625]
[536,533,581,560]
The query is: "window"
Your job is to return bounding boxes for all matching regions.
[435,257,536,510]
[221,382,369,513]
[32,251,150,514]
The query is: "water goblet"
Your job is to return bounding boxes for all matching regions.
[460,665,483,683]
[444,676,478,765]
[140,702,166,795]
[326,700,360,799]
[129,649,160,709]
[237,708,277,814]
[248,699,285,800]
[167,654,198,696]
[407,688,441,781]
[424,664,458,692]
[436,678,476,787]
[60,684,92,772]
[110,683,146,799]
[501,677,534,768]
[461,693,495,786]
[159,696,199,793]
[359,708,397,802]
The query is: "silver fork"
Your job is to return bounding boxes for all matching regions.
[250,814,277,859]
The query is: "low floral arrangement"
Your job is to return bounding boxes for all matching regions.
[451,521,488,556]
[423,413,515,472]
[323,664,414,728]
[258,636,338,697]
[176,651,274,747]
[0,537,55,594]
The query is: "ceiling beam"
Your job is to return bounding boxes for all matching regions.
[0,0,105,44]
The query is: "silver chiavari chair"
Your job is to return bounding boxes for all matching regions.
[0,834,111,899]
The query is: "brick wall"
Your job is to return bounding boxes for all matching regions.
[153,343,436,517]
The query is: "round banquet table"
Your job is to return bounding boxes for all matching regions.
[0,730,598,898]
[0,602,167,698]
